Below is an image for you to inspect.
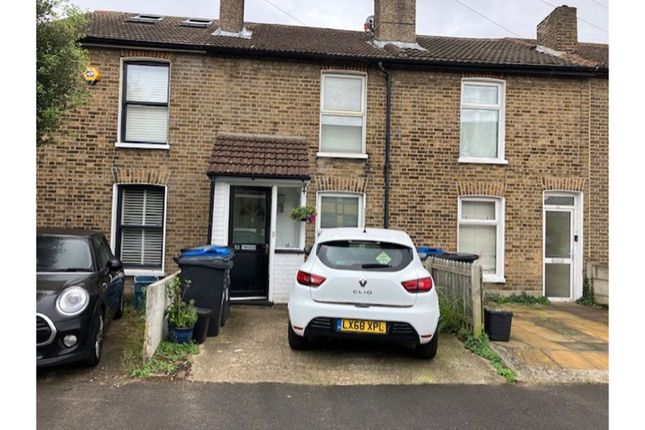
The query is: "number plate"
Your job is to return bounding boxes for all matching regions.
[336,319,387,335]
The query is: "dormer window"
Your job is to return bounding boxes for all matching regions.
[127,14,164,24]
[181,18,213,28]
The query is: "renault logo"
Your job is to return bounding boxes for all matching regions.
[359,277,367,287]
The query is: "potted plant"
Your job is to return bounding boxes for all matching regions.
[166,276,198,343]
[289,205,317,224]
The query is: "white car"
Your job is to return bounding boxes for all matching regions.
[287,228,440,359]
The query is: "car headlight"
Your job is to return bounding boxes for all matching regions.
[56,286,89,316]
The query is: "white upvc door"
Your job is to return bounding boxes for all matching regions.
[543,205,575,300]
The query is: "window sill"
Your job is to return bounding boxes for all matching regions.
[458,157,508,165]
[483,275,506,284]
[115,142,170,150]
[124,268,166,277]
[317,152,368,160]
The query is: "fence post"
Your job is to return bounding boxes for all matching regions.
[471,263,483,337]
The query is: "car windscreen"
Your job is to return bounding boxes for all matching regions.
[37,236,93,272]
[317,240,413,271]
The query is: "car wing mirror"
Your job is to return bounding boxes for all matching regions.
[108,258,123,270]
[418,252,429,262]
[304,245,312,257]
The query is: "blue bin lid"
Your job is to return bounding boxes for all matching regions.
[416,246,445,255]
[134,275,160,285]
[180,245,232,258]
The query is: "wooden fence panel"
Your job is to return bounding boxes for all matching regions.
[425,257,483,336]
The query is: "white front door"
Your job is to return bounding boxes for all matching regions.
[544,208,574,299]
[543,193,582,300]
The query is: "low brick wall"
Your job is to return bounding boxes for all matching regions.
[143,272,179,360]
[588,263,608,305]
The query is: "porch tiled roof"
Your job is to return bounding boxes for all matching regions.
[207,133,310,179]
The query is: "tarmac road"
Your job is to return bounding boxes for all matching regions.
[37,379,607,430]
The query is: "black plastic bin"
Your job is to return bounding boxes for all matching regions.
[439,252,479,263]
[484,308,513,341]
[175,246,234,337]
[192,307,212,344]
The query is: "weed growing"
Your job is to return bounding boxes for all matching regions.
[459,329,517,383]
[131,341,199,378]
[438,289,466,334]
[486,292,550,306]
[576,277,595,306]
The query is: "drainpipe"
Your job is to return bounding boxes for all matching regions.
[207,176,216,244]
[378,62,392,229]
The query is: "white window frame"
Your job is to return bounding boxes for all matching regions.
[110,183,168,277]
[116,58,171,150]
[458,78,507,165]
[318,72,368,159]
[457,196,505,283]
[316,192,365,233]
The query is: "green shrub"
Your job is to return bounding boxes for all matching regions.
[438,289,465,334]
[166,277,198,329]
[486,292,549,306]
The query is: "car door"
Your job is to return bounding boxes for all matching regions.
[91,236,121,318]
[101,236,125,313]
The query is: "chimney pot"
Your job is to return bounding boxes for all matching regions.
[537,5,578,53]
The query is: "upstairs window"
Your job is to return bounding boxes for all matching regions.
[319,73,366,156]
[116,185,165,270]
[459,79,506,163]
[120,61,169,146]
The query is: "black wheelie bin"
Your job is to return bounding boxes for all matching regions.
[175,246,234,337]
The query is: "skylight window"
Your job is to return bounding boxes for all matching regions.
[181,18,213,28]
[127,14,164,24]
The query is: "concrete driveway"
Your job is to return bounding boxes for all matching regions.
[189,305,504,385]
[489,303,608,383]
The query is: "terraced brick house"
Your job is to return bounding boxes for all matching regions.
[36,0,608,303]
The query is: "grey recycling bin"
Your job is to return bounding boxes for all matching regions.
[175,246,234,337]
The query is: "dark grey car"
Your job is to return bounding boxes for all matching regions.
[37,229,125,367]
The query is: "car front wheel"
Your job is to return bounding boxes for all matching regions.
[85,312,105,367]
[288,321,309,350]
[415,331,438,359]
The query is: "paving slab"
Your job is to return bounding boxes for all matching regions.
[189,305,504,385]
[489,303,608,383]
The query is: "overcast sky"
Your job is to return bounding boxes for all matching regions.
[72,0,608,43]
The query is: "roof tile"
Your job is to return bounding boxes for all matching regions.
[84,12,608,71]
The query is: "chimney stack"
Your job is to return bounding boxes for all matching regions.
[537,5,578,53]
[217,0,248,37]
[373,0,417,47]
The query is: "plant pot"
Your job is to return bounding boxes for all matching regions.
[168,325,194,344]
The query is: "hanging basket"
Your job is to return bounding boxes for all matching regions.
[290,206,317,224]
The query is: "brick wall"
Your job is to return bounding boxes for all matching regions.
[36,47,608,293]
